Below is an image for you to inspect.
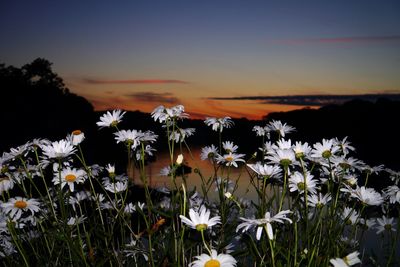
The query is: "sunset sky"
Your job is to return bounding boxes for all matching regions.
[1,0,399,119]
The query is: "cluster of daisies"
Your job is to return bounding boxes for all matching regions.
[0,104,399,266]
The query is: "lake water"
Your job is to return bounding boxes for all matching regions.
[128,148,399,265]
[129,148,257,200]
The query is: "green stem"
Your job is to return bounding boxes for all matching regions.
[266,226,276,267]
[200,230,212,255]
[278,166,288,212]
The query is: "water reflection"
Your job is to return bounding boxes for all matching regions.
[130,148,257,200]
[129,148,400,263]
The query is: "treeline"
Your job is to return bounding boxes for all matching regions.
[1,58,399,171]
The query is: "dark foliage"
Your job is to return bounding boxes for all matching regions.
[1,58,399,172]
[264,98,400,170]
[0,58,95,151]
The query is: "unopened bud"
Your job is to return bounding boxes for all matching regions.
[176,154,184,165]
[224,192,233,199]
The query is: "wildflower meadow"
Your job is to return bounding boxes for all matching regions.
[0,104,399,266]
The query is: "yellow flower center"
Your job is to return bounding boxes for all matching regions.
[111,120,119,127]
[72,130,82,135]
[297,182,305,191]
[384,224,392,231]
[195,223,208,231]
[205,259,220,267]
[322,150,331,159]
[14,200,28,209]
[225,155,234,162]
[339,162,350,169]
[280,159,291,166]
[65,174,77,182]
[344,256,352,265]
[1,166,9,173]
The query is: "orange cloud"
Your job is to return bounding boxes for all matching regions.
[82,78,190,85]
[125,92,180,104]
[210,93,400,106]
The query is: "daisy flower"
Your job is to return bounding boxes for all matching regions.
[200,145,218,161]
[341,185,383,206]
[222,141,238,153]
[169,128,196,143]
[138,130,158,143]
[375,215,396,234]
[217,152,246,168]
[96,109,126,128]
[341,207,360,225]
[0,234,16,257]
[159,166,172,176]
[342,174,359,187]
[266,149,296,167]
[151,104,188,123]
[204,117,234,132]
[179,206,221,231]
[307,193,332,208]
[41,139,76,159]
[6,144,30,159]
[1,151,13,165]
[331,157,365,171]
[1,214,9,233]
[105,181,128,193]
[67,216,86,226]
[289,171,318,195]
[275,139,293,150]
[123,203,137,214]
[190,249,237,267]
[136,202,145,211]
[69,191,91,210]
[311,139,339,159]
[105,163,116,177]
[266,120,295,137]
[383,185,400,204]
[166,104,189,120]
[124,239,149,262]
[1,197,40,220]
[236,210,292,240]
[67,130,85,146]
[293,141,311,160]
[360,165,384,177]
[214,177,235,192]
[102,175,128,193]
[135,145,156,161]
[334,136,355,156]
[246,163,282,179]
[29,138,51,149]
[359,218,376,230]
[114,129,142,149]
[151,105,169,123]
[53,167,87,192]
[330,251,361,267]
[386,168,400,184]
[189,192,205,211]
[253,125,270,137]
[0,175,14,193]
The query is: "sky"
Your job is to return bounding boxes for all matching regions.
[1,0,400,119]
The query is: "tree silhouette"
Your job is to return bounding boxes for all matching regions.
[0,58,95,151]
[264,98,400,170]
